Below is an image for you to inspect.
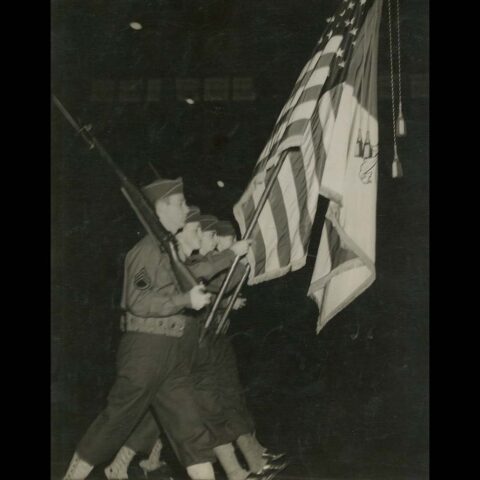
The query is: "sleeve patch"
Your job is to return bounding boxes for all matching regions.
[134,268,151,290]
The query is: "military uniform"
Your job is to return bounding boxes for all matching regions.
[111,237,283,479]
[115,246,283,479]
[201,306,255,439]
[122,250,257,451]
[123,247,242,455]
[201,221,255,442]
[190,256,276,477]
[75,234,216,468]
[184,254,249,445]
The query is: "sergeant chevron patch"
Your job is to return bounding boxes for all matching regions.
[134,268,151,290]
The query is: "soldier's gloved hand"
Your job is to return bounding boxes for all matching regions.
[229,239,253,257]
[189,284,212,310]
[232,297,247,310]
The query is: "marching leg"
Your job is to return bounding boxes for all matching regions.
[138,438,167,475]
[104,446,135,480]
[63,452,93,480]
[186,462,215,480]
[214,443,249,480]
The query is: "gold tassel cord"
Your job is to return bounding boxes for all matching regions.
[395,0,406,137]
[387,0,403,178]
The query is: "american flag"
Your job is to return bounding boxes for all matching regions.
[233,0,383,332]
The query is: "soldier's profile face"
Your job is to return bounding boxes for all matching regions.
[182,221,202,251]
[200,230,218,254]
[155,193,188,233]
[216,235,235,252]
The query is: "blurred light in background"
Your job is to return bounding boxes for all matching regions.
[129,22,143,30]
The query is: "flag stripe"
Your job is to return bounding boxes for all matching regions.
[276,84,325,127]
[309,101,328,185]
[242,196,266,276]
[289,36,343,100]
[314,84,344,185]
[289,150,312,251]
[258,200,280,275]
[252,163,282,276]
[277,154,306,262]
[269,178,291,267]
[252,223,268,277]
[254,117,310,176]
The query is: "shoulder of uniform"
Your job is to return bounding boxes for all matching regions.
[126,235,165,262]
[128,234,152,251]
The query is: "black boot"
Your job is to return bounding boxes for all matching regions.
[255,459,288,478]
[261,451,286,463]
[245,469,285,480]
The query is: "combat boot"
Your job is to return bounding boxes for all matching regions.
[104,446,135,479]
[261,451,286,462]
[255,459,288,478]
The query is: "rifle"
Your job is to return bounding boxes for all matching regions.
[52,95,198,293]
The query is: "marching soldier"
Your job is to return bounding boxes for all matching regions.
[212,221,286,470]
[193,218,287,479]
[104,207,258,479]
[138,215,287,480]
[63,178,218,480]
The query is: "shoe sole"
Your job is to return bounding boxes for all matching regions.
[264,462,288,480]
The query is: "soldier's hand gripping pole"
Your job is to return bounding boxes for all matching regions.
[216,264,251,336]
[199,150,288,342]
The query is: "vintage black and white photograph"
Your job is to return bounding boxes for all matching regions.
[51,1,429,479]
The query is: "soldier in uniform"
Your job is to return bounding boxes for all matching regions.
[211,221,286,470]
[103,207,258,480]
[63,178,222,480]
[191,218,287,480]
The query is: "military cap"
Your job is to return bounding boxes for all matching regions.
[141,177,183,205]
[214,220,236,237]
[186,205,201,223]
[198,214,218,232]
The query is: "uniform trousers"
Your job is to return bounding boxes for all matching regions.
[125,332,254,454]
[76,320,216,467]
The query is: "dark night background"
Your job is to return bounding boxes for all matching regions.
[51,1,429,478]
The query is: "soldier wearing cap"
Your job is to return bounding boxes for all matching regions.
[198,215,220,255]
[103,207,257,479]
[139,213,283,479]
[212,221,287,472]
[215,220,237,251]
[63,178,221,480]
[188,220,286,479]
[107,212,283,480]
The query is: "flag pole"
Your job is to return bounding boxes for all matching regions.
[215,264,251,336]
[200,150,288,342]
